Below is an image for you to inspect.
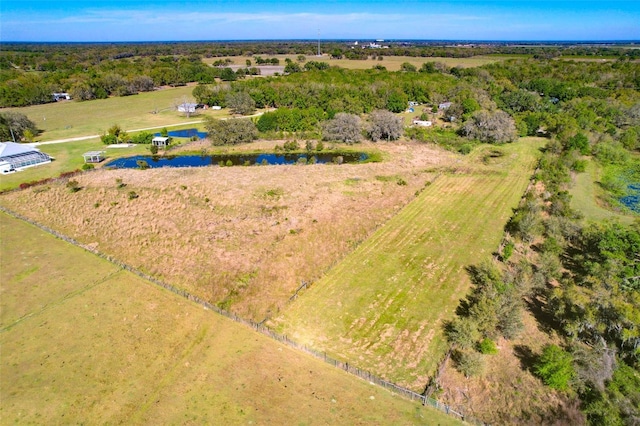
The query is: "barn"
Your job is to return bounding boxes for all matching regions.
[0,142,52,171]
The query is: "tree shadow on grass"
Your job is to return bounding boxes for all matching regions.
[524,290,561,336]
[513,344,537,373]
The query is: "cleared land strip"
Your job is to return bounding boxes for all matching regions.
[273,141,543,390]
[0,211,465,425]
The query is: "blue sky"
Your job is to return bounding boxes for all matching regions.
[2,1,639,42]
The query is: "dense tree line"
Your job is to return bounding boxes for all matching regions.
[3,41,637,107]
[427,54,640,424]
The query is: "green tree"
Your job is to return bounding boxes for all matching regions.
[226,91,256,115]
[534,345,575,391]
[0,112,38,141]
[386,90,408,113]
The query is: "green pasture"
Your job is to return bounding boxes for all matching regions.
[205,55,503,71]
[2,86,230,142]
[0,213,460,425]
[273,139,543,389]
[569,159,636,225]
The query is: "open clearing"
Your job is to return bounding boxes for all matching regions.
[204,55,503,71]
[0,213,459,425]
[0,141,456,322]
[569,160,636,225]
[272,140,543,389]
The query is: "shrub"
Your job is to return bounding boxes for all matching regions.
[502,241,514,261]
[127,191,139,200]
[149,144,158,155]
[454,349,486,377]
[283,140,300,152]
[136,160,149,170]
[132,131,153,144]
[478,338,498,354]
[81,163,94,171]
[445,317,480,349]
[66,180,81,193]
[534,344,575,391]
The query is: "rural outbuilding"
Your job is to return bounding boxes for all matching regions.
[0,142,51,171]
[177,102,198,113]
[152,136,170,148]
[83,151,105,163]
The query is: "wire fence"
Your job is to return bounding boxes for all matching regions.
[0,205,485,425]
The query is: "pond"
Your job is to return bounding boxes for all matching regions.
[155,128,208,139]
[620,183,640,213]
[104,152,368,169]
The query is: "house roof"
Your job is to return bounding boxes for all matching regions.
[0,142,42,158]
[152,136,170,141]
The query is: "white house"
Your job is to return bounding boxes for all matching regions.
[0,142,51,171]
[412,119,433,127]
[152,136,170,148]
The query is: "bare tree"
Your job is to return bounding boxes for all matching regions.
[367,110,403,142]
[321,113,362,143]
[461,110,517,144]
[204,117,257,146]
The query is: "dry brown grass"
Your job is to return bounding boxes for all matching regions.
[0,141,455,321]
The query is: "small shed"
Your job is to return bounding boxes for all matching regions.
[152,136,170,148]
[438,102,452,110]
[83,151,105,163]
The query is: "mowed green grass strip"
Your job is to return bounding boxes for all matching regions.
[0,214,459,425]
[274,140,543,389]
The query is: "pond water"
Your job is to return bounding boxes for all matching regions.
[104,152,367,169]
[620,183,640,213]
[155,128,208,139]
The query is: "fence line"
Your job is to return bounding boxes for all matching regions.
[0,205,484,425]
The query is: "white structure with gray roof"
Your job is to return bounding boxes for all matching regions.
[0,142,52,173]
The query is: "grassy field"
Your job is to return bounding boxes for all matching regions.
[0,212,460,425]
[569,159,636,225]
[0,141,455,322]
[1,85,232,142]
[271,139,544,389]
[204,55,503,71]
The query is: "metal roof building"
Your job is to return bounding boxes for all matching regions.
[0,142,52,171]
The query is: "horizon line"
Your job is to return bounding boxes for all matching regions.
[3,39,639,44]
